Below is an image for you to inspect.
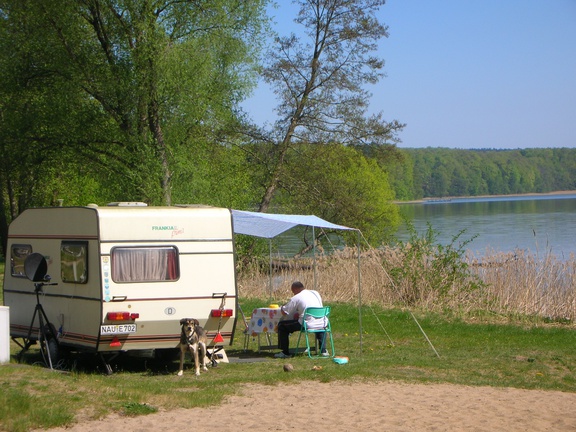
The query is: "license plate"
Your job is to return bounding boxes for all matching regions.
[100,324,137,335]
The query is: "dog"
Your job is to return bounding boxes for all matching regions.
[177,318,208,376]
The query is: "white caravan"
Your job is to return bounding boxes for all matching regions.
[3,203,237,371]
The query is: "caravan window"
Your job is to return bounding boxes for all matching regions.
[61,241,88,283]
[111,246,179,283]
[10,244,32,277]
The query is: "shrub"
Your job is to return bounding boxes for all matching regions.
[388,222,485,310]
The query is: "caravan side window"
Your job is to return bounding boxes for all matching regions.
[61,241,88,283]
[111,246,179,283]
[10,244,32,277]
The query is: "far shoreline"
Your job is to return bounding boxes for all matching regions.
[394,190,576,205]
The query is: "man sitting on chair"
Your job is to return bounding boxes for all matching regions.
[274,281,327,359]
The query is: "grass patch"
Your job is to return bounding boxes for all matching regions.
[1,298,575,431]
[121,402,158,416]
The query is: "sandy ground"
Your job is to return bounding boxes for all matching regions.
[38,380,576,432]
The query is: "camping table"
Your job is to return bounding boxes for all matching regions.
[246,307,282,352]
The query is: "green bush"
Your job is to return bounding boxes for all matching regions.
[390,222,485,309]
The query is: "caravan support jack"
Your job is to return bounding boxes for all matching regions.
[99,352,120,375]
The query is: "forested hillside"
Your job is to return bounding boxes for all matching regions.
[384,147,576,200]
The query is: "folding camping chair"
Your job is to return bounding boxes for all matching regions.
[295,306,335,358]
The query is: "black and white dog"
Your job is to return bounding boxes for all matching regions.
[177,318,208,376]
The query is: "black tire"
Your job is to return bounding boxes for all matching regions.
[154,348,180,362]
[39,326,61,368]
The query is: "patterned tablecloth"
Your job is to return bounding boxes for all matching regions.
[247,307,283,336]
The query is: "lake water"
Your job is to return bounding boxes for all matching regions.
[396,193,576,258]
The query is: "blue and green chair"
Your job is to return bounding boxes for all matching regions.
[296,306,335,358]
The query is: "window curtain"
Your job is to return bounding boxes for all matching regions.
[112,247,178,282]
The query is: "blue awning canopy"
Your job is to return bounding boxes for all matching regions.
[231,209,369,352]
[231,210,355,239]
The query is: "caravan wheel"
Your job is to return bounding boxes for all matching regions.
[154,348,180,362]
[39,326,61,368]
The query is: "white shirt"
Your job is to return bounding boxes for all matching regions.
[281,289,326,329]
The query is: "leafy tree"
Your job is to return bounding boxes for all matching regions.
[0,0,268,254]
[254,0,404,213]
[170,139,259,209]
[0,0,268,255]
[0,1,108,252]
[0,0,268,205]
[355,143,414,200]
[449,166,469,196]
[430,157,450,197]
[277,143,400,244]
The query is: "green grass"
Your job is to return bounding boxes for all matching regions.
[0,297,575,431]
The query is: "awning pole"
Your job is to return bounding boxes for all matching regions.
[313,226,317,289]
[269,238,273,301]
[357,230,363,354]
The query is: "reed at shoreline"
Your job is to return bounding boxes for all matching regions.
[237,246,576,323]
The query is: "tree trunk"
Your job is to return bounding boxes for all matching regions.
[257,98,314,212]
[258,40,320,213]
[148,97,171,206]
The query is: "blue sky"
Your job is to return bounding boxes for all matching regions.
[242,1,576,149]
